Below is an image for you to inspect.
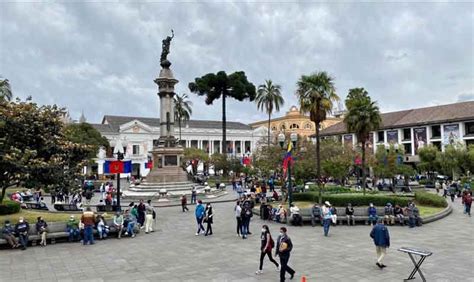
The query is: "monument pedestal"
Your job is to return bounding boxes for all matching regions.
[146,146,188,183]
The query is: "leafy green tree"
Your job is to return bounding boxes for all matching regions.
[63,122,109,159]
[296,71,339,203]
[0,99,91,203]
[189,71,256,158]
[417,145,440,180]
[210,153,229,176]
[320,139,355,185]
[438,145,461,179]
[0,77,12,101]
[253,145,285,176]
[174,93,193,141]
[182,148,209,173]
[256,80,284,147]
[344,88,381,194]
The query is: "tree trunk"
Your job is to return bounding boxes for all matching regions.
[0,186,6,203]
[222,92,227,173]
[179,118,182,142]
[316,99,322,204]
[268,112,271,147]
[362,141,367,195]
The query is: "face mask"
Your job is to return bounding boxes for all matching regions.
[261,228,266,233]
[19,220,23,223]
[279,232,284,236]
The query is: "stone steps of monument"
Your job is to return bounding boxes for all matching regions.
[137,181,194,186]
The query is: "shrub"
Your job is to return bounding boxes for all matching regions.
[0,200,21,215]
[292,192,411,207]
[415,191,447,208]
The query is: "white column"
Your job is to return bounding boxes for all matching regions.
[410,127,415,156]
[233,140,236,156]
[440,124,445,152]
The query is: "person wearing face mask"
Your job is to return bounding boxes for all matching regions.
[256,225,279,275]
[2,220,19,248]
[15,217,30,250]
[275,227,295,281]
[204,203,214,236]
[36,216,48,246]
[368,203,378,226]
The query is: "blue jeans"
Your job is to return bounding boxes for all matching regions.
[127,222,135,235]
[323,218,331,236]
[19,234,28,248]
[196,217,205,234]
[409,217,416,228]
[241,218,249,237]
[368,215,378,225]
[68,228,79,242]
[84,226,94,245]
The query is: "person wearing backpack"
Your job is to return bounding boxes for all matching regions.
[256,225,279,275]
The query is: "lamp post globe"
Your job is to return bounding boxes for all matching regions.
[290,132,298,146]
[278,132,285,148]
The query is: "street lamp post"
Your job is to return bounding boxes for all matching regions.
[278,132,298,211]
[116,152,124,211]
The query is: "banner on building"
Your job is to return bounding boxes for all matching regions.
[104,160,132,174]
[387,130,398,145]
[413,127,427,154]
[443,124,460,146]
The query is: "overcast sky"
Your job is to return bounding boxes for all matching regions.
[1,1,473,125]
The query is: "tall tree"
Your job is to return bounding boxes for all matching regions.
[174,93,193,141]
[0,77,12,101]
[63,122,109,159]
[256,80,284,147]
[189,71,256,159]
[344,88,381,195]
[296,71,339,203]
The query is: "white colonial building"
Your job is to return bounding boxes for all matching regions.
[92,115,267,177]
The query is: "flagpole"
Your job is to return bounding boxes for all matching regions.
[116,172,121,211]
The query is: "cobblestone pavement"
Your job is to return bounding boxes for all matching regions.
[0,191,472,282]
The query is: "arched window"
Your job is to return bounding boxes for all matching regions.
[280,124,286,130]
[271,126,277,131]
[304,123,312,130]
[289,123,299,129]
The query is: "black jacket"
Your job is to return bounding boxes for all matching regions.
[276,234,293,257]
[346,207,354,216]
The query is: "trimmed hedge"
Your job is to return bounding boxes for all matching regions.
[0,200,21,215]
[414,191,447,208]
[292,192,411,207]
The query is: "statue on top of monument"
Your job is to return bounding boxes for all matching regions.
[160,29,174,67]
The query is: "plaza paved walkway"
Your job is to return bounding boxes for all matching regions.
[0,191,472,282]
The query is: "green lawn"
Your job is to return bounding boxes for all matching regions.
[0,209,112,224]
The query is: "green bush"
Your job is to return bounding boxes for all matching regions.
[415,191,447,208]
[0,200,21,215]
[292,192,411,207]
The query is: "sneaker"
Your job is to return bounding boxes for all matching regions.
[131,234,136,238]
[255,270,262,275]
[195,233,199,236]
[124,232,129,236]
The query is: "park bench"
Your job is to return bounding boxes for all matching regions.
[23,202,48,211]
[96,205,120,212]
[54,203,82,212]
[270,207,409,226]
[0,219,139,248]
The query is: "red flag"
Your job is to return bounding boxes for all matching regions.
[109,161,124,174]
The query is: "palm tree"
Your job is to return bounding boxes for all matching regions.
[344,88,381,195]
[296,71,339,204]
[189,71,256,157]
[0,78,12,101]
[256,80,285,147]
[174,93,193,142]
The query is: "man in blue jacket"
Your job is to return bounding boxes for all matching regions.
[195,200,205,236]
[370,218,390,269]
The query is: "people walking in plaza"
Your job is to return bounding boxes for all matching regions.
[195,200,205,236]
[235,201,242,237]
[36,216,48,246]
[181,195,189,212]
[66,215,79,242]
[449,183,456,202]
[311,204,322,227]
[394,204,405,226]
[346,203,355,226]
[442,181,448,198]
[370,218,390,269]
[137,199,146,229]
[384,203,395,225]
[462,190,472,216]
[204,203,214,236]
[15,217,29,250]
[322,201,332,236]
[368,203,378,226]
[256,225,279,275]
[113,211,124,238]
[145,200,155,233]
[241,205,253,239]
[191,186,197,204]
[275,227,295,281]
[81,207,95,245]
[2,220,19,248]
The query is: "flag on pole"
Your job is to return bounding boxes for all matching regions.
[104,160,132,174]
[282,142,293,176]
[145,160,153,169]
